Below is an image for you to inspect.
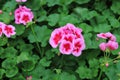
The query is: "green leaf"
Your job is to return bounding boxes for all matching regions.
[111,0,120,14]
[79,23,92,33]
[2,0,17,12]
[94,1,107,11]
[0,37,8,46]
[0,47,4,56]
[45,50,55,60]
[60,72,76,80]
[76,66,92,79]
[26,0,42,10]
[84,33,92,49]
[74,7,97,20]
[28,25,52,47]
[20,60,35,71]
[93,23,111,32]
[95,15,107,24]
[19,44,33,52]
[108,17,120,28]
[0,12,11,23]
[15,25,25,35]
[60,0,74,5]
[89,58,99,68]
[1,47,17,58]
[0,69,5,79]
[17,52,30,64]
[40,57,51,67]
[10,74,26,80]
[59,14,79,26]
[47,13,59,26]
[6,67,18,78]
[75,0,90,4]
[46,0,60,7]
[105,64,119,80]
[2,58,17,69]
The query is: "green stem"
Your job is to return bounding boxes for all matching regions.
[30,25,41,55]
[98,69,102,80]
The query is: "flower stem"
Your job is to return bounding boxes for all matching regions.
[98,69,102,80]
[30,25,41,55]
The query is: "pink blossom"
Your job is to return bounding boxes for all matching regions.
[97,32,116,41]
[49,23,85,57]
[16,0,27,2]
[59,40,73,55]
[3,25,16,38]
[0,22,5,37]
[49,28,63,48]
[72,39,85,57]
[14,6,34,25]
[99,42,107,51]
[107,40,118,50]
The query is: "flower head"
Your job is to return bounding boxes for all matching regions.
[14,6,34,25]
[97,32,118,51]
[49,23,85,57]
[3,25,16,38]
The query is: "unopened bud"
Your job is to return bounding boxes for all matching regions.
[105,62,109,67]
[0,10,2,14]
[96,38,99,41]
[26,76,32,80]
[118,52,120,55]
[9,12,12,16]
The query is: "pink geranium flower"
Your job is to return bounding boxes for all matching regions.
[3,25,16,38]
[99,42,107,51]
[16,0,27,2]
[107,40,118,50]
[49,23,85,57]
[14,6,34,25]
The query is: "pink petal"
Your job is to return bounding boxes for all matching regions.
[59,40,73,55]
[72,39,85,57]
[49,28,63,48]
[97,33,107,39]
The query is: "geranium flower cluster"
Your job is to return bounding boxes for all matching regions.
[14,6,34,25]
[49,23,85,57]
[16,0,27,2]
[0,22,16,38]
[97,32,118,51]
